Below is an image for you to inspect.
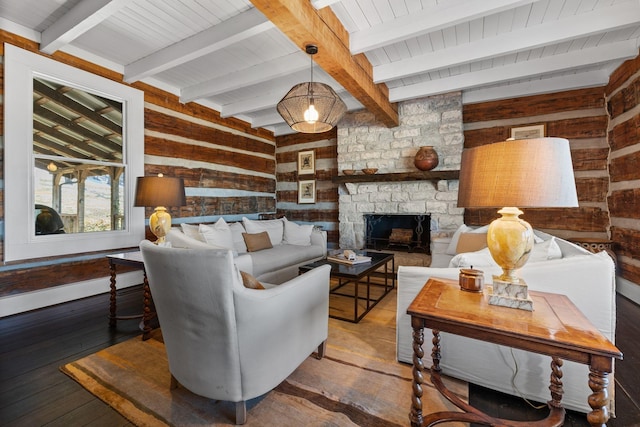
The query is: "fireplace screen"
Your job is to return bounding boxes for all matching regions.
[364,214,430,254]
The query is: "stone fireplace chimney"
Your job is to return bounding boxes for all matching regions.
[337,92,464,249]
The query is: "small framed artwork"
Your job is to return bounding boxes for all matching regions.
[298,180,316,204]
[510,124,546,140]
[297,150,315,175]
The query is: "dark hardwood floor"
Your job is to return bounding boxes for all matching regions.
[1,286,639,426]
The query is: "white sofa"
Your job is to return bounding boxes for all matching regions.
[397,227,617,414]
[166,216,327,284]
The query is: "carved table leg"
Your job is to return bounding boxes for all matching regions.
[141,272,152,340]
[587,369,610,427]
[548,356,564,409]
[410,319,425,427]
[109,262,117,328]
[431,329,442,374]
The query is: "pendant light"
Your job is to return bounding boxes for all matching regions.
[277,44,347,133]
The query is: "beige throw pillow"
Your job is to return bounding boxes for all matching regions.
[240,271,265,290]
[242,231,273,252]
[456,232,488,254]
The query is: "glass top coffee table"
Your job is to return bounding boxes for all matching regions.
[299,251,395,323]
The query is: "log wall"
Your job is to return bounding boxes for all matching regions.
[606,53,640,287]
[462,87,610,241]
[0,31,276,299]
[275,129,339,248]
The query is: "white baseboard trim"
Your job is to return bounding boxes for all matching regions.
[0,270,144,317]
[616,275,640,306]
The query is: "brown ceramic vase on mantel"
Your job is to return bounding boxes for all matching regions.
[414,146,439,171]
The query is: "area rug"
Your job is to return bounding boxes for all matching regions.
[61,291,468,426]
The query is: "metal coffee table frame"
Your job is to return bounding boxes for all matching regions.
[299,251,395,323]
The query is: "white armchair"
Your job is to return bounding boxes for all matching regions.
[139,240,331,424]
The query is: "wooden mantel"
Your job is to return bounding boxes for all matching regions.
[332,170,459,184]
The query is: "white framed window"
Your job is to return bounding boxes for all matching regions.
[4,44,145,262]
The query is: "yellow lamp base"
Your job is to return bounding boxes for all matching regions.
[487,207,534,284]
[149,206,171,244]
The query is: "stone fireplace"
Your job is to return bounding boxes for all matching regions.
[337,92,464,250]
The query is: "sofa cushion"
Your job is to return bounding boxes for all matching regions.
[240,270,265,290]
[243,231,273,252]
[283,217,313,246]
[229,222,248,254]
[243,217,284,246]
[250,244,324,277]
[180,223,205,242]
[456,232,487,253]
[449,236,562,268]
[199,218,235,251]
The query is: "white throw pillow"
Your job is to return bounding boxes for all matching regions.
[180,223,205,242]
[228,222,248,254]
[283,218,313,246]
[448,247,496,268]
[199,218,235,251]
[242,217,284,246]
[528,236,562,262]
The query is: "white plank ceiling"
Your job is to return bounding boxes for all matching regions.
[1,0,639,135]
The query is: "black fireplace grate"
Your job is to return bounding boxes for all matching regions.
[364,214,430,254]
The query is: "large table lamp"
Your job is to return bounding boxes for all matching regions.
[134,174,186,244]
[457,137,578,310]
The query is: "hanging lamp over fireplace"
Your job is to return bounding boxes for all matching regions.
[276,44,347,133]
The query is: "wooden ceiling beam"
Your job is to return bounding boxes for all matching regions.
[250,0,398,128]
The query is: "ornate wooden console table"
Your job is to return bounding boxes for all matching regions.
[407,277,622,427]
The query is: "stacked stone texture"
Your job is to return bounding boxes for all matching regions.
[337,92,464,249]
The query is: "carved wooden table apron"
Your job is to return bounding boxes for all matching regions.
[407,277,622,427]
[107,251,154,340]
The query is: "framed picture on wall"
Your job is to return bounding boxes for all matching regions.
[298,180,316,204]
[297,150,315,175]
[510,124,546,140]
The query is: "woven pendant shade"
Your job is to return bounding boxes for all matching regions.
[277,44,347,133]
[277,81,347,133]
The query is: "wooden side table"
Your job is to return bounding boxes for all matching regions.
[107,251,154,340]
[407,277,622,427]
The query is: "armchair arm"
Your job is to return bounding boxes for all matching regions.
[310,228,327,253]
[233,264,331,400]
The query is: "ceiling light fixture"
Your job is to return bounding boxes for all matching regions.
[277,44,347,133]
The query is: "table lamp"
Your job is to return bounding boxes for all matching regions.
[457,137,578,310]
[134,174,186,244]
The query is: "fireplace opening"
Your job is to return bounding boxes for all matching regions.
[364,214,430,254]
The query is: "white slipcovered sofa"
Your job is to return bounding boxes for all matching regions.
[166,216,326,284]
[397,225,617,414]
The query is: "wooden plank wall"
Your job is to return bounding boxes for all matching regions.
[606,54,640,286]
[462,88,610,240]
[275,129,339,248]
[0,31,276,298]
